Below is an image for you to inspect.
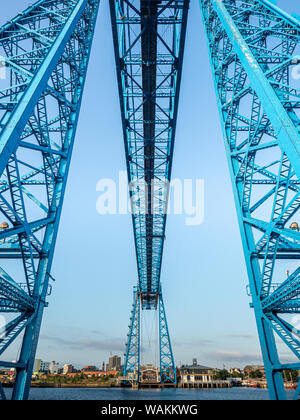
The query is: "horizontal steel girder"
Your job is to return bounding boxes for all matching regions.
[110,0,189,309]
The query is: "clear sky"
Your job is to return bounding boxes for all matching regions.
[2,0,299,370]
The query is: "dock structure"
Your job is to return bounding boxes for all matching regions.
[119,378,176,390]
[178,381,231,390]
[139,382,177,389]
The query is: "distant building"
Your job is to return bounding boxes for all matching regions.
[33,359,50,373]
[228,368,241,375]
[179,361,215,385]
[108,355,121,372]
[243,365,265,377]
[63,364,74,375]
[82,366,98,372]
[65,372,80,378]
[82,370,102,378]
[80,369,119,378]
[49,361,60,374]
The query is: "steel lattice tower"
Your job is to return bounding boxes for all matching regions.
[199,0,300,400]
[0,0,100,400]
[110,0,189,385]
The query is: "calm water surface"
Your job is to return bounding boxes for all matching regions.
[4,387,295,400]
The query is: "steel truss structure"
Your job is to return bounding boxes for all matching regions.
[124,285,175,384]
[110,0,189,385]
[0,0,100,400]
[1,0,299,402]
[200,0,300,400]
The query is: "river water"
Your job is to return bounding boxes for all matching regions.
[3,387,295,400]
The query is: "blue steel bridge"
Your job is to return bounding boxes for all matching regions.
[0,0,299,400]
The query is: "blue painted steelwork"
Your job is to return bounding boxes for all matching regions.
[123,285,176,385]
[0,0,100,400]
[158,287,176,384]
[199,0,300,400]
[123,286,141,383]
[110,0,189,384]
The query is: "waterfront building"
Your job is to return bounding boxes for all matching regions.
[179,361,215,385]
[65,372,80,378]
[106,370,119,377]
[82,370,102,378]
[33,359,50,373]
[80,369,119,378]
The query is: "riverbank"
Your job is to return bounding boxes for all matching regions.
[2,382,119,388]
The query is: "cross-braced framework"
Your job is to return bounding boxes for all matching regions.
[200,0,300,400]
[124,285,176,385]
[0,0,100,400]
[124,286,141,383]
[110,0,189,384]
[158,288,176,383]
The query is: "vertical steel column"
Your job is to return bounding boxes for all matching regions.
[158,288,176,384]
[199,0,300,400]
[0,0,100,400]
[124,287,141,385]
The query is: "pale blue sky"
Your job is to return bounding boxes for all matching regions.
[2,0,299,370]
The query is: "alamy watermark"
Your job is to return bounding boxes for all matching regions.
[96,171,205,226]
[292,64,300,81]
[0,56,6,80]
[291,56,300,81]
[0,315,6,339]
